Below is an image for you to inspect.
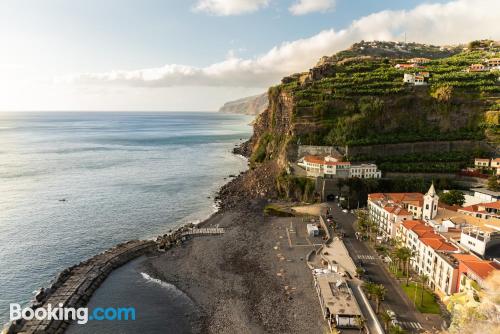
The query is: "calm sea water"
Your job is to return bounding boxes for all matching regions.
[0,112,252,324]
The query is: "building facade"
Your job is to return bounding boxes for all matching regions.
[299,155,381,179]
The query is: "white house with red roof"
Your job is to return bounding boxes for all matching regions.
[397,220,461,296]
[299,155,381,179]
[367,192,422,239]
[454,253,499,291]
[458,201,500,220]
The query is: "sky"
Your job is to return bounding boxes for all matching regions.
[0,0,499,111]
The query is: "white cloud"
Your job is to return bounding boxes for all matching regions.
[64,0,500,90]
[193,0,270,16]
[289,0,336,15]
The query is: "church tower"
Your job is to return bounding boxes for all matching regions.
[423,182,439,220]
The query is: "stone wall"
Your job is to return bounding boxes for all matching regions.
[297,145,345,159]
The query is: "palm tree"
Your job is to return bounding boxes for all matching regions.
[372,284,387,314]
[419,274,429,306]
[362,281,376,300]
[355,315,366,334]
[356,267,365,278]
[380,310,393,331]
[389,324,407,334]
[396,247,413,286]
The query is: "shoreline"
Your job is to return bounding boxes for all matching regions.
[2,147,251,334]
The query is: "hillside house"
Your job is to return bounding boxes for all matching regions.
[403,72,429,85]
[414,75,427,85]
[468,64,487,72]
[486,58,500,70]
[395,63,416,70]
[474,158,490,168]
[408,57,431,65]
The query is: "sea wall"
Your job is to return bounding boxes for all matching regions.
[5,240,156,334]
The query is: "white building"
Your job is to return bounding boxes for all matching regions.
[397,220,460,296]
[423,183,439,220]
[349,163,381,178]
[299,155,381,179]
[472,188,500,203]
[367,192,422,239]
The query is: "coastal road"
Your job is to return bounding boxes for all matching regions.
[324,203,434,333]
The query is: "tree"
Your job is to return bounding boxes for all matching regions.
[439,190,465,206]
[419,274,429,307]
[372,284,387,314]
[396,247,414,286]
[363,281,377,300]
[356,267,365,278]
[380,310,393,331]
[487,175,500,191]
[389,325,407,334]
[431,84,453,103]
[355,315,366,334]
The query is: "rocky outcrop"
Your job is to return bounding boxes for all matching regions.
[218,93,268,115]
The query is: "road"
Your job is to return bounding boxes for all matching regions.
[324,203,433,333]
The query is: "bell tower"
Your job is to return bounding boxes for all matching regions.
[423,182,439,220]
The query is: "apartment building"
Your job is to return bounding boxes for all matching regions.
[397,220,460,296]
[367,193,421,239]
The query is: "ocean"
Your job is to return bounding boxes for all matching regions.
[0,112,253,325]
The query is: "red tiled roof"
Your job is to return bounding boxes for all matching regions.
[303,155,350,166]
[368,192,423,205]
[384,206,411,216]
[459,205,478,212]
[453,254,499,280]
[420,237,457,251]
[401,220,423,229]
[482,201,500,209]
[401,220,457,251]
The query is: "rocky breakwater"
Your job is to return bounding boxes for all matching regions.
[4,240,156,334]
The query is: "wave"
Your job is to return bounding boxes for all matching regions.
[140,272,176,289]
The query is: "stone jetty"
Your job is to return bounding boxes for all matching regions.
[5,240,155,334]
[156,225,224,251]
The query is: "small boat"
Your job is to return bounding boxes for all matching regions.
[59,198,67,202]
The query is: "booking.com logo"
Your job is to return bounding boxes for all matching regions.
[10,303,136,324]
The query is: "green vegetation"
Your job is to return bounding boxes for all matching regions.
[263,204,294,217]
[351,150,487,173]
[335,177,460,208]
[276,173,317,202]
[440,190,465,206]
[270,45,499,149]
[362,282,387,314]
[487,175,500,191]
[251,132,273,163]
[400,282,441,314]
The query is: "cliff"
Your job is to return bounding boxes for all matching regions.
[237,40,499,198]
[218,93,269,115]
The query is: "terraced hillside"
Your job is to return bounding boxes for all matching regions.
[245,40,500,174]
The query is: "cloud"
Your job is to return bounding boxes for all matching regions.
[289,0,336,15]
[193,0,270,16]
[64,0,500,89]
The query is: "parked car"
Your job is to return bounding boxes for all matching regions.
[342,209,348,213]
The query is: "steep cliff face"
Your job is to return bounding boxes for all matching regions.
[247,88,297,168]
[218,93,268,115]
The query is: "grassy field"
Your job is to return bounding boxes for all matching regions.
[400,282,441,314]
